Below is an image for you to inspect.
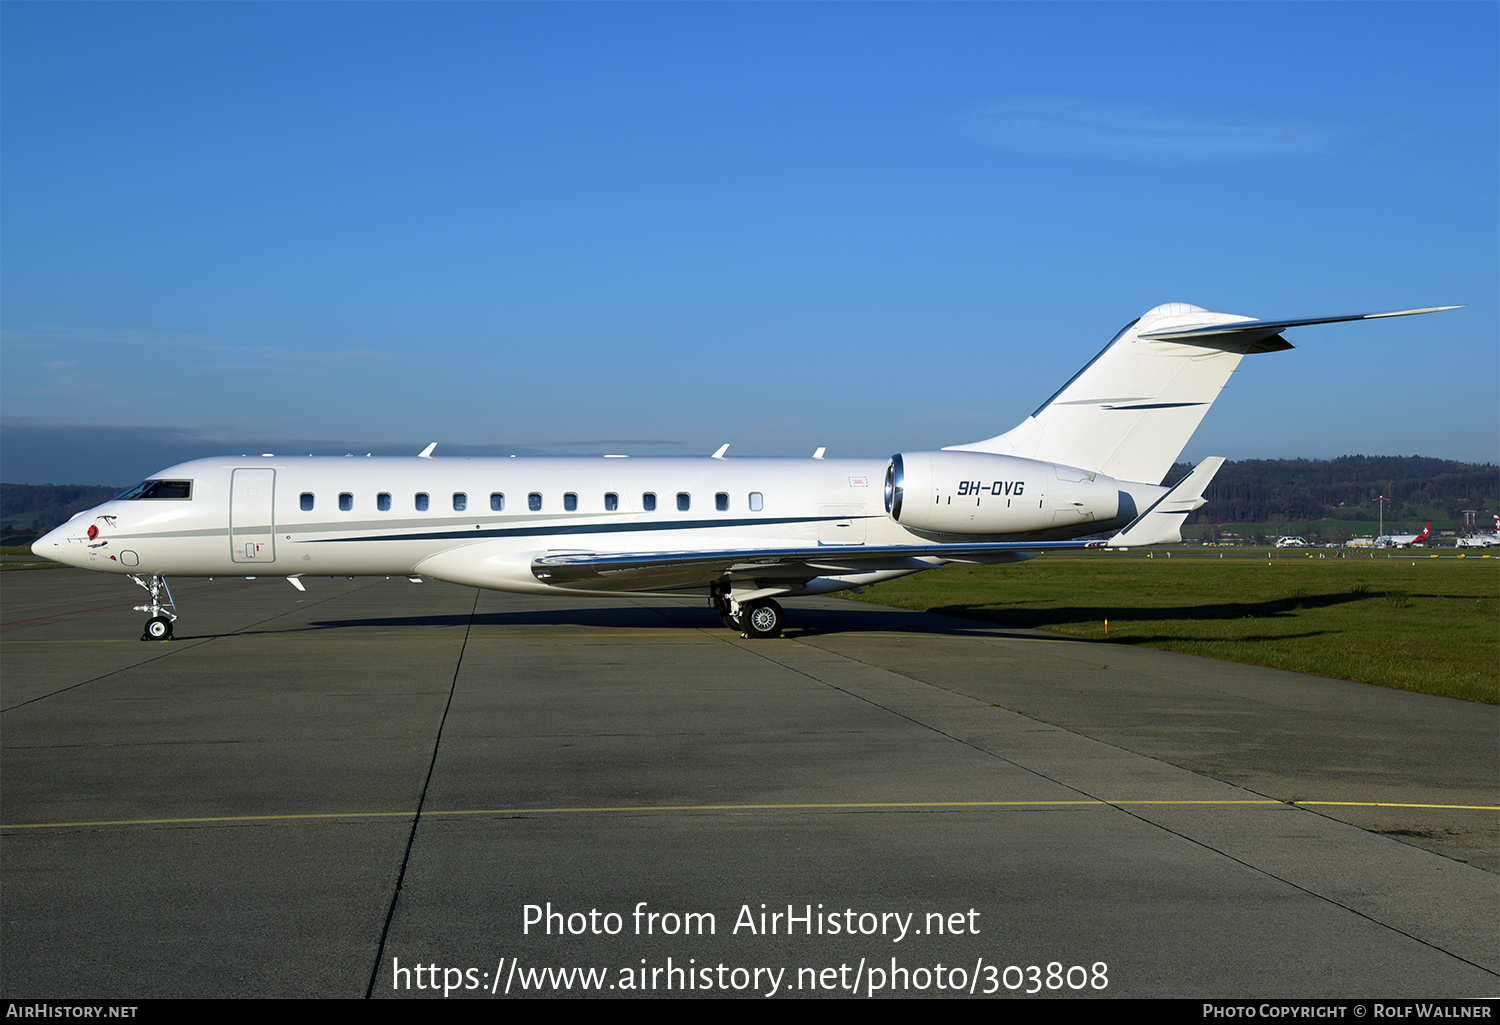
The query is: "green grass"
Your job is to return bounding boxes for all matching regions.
[847,553,1500,703]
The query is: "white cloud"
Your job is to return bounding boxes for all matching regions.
[961,98,1333,161]
[2,327,391,364]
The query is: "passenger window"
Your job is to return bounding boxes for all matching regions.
[604,492,618,511]
[716,492,729,512]
[642,493,657,512]
[564,493,578,512]
[416,493,430,512]
[490,493,504,511]
[528,492,542,512]
[749,492,764,512]
[677,492,690,511]
[339,492,353,512]
[378,493,391,512]
[300,493,314,512]
[453,492,467,512]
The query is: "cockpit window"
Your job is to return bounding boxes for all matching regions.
[116,479,193,500]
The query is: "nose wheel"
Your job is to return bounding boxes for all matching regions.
[130,574,178,641]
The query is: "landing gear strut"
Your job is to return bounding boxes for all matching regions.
[130,574,177,641]
[710,588,740,630]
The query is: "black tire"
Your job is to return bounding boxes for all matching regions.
[142,616,173,641]
[720,612,741,631]
[740,599,783,639]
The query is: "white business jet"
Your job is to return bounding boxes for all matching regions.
[33,302,1457,641]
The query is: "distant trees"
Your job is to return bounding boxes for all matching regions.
[1166,456,1498,526]
[1,483,123,541]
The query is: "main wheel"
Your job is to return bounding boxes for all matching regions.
[740,599,783,639]
[142,616,173,641]
[720,612,741,631]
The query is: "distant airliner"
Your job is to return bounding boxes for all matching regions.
[33,302,1459,640]
[1377,523,1431,548]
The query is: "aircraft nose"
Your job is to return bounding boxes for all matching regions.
[32,523,75,563]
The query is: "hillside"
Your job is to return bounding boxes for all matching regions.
[1164,455,1498,538]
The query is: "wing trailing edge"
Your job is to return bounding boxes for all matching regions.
[530,540,1103,591]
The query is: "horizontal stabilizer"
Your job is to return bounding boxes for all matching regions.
[1138,307,1461,343]
[1108,457,1225,547]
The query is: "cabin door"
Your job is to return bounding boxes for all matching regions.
[230,468,276,564]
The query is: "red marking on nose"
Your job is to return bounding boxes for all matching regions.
[87,525,99,540]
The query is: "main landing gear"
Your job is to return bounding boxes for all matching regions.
[740,599,784,639]
[710,589,784,639]
[130,574,177,641]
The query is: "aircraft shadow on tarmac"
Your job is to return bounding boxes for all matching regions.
[237,588,1366,642]
[918,587,1366,636]
[289,602,1041,639]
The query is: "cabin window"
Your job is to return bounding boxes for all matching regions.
[117,479,193,501]
[642,493,657,512]
[300,492,314,511]
[490,493,504,512]
[564,492,578,512]
[716,492,729,512]
[749,492,764,512]
[528,492,542,512]
[377,493,391,512]
[453,492,467,512]
[415,493,430,512]
[339,492,353,512]
[604,492,618,511]
[677,492,690,511]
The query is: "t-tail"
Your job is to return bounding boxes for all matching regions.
[944,303,1460,487]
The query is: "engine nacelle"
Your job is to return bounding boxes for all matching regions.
[885,452,1122,536]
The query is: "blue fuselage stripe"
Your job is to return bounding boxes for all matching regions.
[306,514,861,544]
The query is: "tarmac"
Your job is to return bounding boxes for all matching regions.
[1,567,1496,999]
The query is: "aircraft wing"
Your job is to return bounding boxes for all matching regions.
[530,539,1105,592]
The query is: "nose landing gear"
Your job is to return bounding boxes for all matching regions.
[130,574,178,641]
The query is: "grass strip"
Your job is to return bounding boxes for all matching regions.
[847,552,1498,703]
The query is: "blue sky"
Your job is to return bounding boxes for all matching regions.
[3,2,1496,484]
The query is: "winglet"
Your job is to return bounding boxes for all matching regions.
[712,444,730,459]
[1109,457,1226,547]
[418,442,437,458]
